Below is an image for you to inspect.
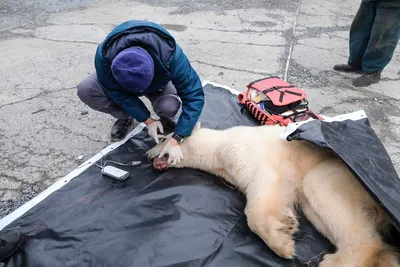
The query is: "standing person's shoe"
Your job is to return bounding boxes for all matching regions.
[0,230,25,262]
[111,117,134,140]
[352,71,381,87]
[333,64,363,74]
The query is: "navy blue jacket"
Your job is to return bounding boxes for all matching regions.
[94,20,204,137]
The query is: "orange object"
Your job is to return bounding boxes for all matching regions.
[238,76,324,126]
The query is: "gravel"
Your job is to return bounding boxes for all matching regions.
[0,190,37,219]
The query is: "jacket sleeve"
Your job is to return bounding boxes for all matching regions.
[169,45,204,137]
[104,89,151,123]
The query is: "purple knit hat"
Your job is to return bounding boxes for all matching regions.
[111,47,154,93]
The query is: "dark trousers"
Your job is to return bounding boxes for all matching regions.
[348,1,400,72]
[76,73,182,120]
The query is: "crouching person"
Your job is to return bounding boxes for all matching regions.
[76,20,204,165]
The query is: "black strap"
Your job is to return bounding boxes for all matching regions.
[284,89,303,97]
[262,86,303,103]
[262,85,294,94]
[279,91,284,103]
[272,85,295,89]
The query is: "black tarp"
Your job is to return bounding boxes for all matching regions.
[2,83,399,267]
[287,118,400,231]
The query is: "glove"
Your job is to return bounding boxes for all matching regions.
[158,141,183,166]
[147,120,164,143]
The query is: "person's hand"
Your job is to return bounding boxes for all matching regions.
[145,118,164,143]
[158,138,183,166]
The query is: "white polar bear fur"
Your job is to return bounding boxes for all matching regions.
[146,122,399,267]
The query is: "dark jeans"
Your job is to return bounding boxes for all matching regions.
[348,1,400,72]
[76,73,182,120]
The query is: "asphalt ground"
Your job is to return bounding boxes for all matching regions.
[0,0,399,218]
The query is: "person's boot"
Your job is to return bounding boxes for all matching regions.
[333,64,363,74]
[110,117,134,140]
[352,71,381,87]
[0,230,25,262]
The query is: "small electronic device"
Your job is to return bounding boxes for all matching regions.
[101,165,130,181]
[94,159,140,181]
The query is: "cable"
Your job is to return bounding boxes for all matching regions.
[95,156,141,181]
[94,162,103,169]
[95,159,141,170]
[77,150,141,170]
[76,151,141,181]
[103,160,141,167]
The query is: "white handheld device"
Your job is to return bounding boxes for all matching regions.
[101,165,130,181]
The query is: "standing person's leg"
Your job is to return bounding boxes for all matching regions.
[146,82,182,131]
[352,4,400,86]
[333,1,377,73]
[76,73,134,140]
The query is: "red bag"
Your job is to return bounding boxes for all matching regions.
[238,76,324,126]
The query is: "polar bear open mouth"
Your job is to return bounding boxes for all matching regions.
[152,155,169,171]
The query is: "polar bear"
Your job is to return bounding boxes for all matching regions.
[146,122,399,267]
